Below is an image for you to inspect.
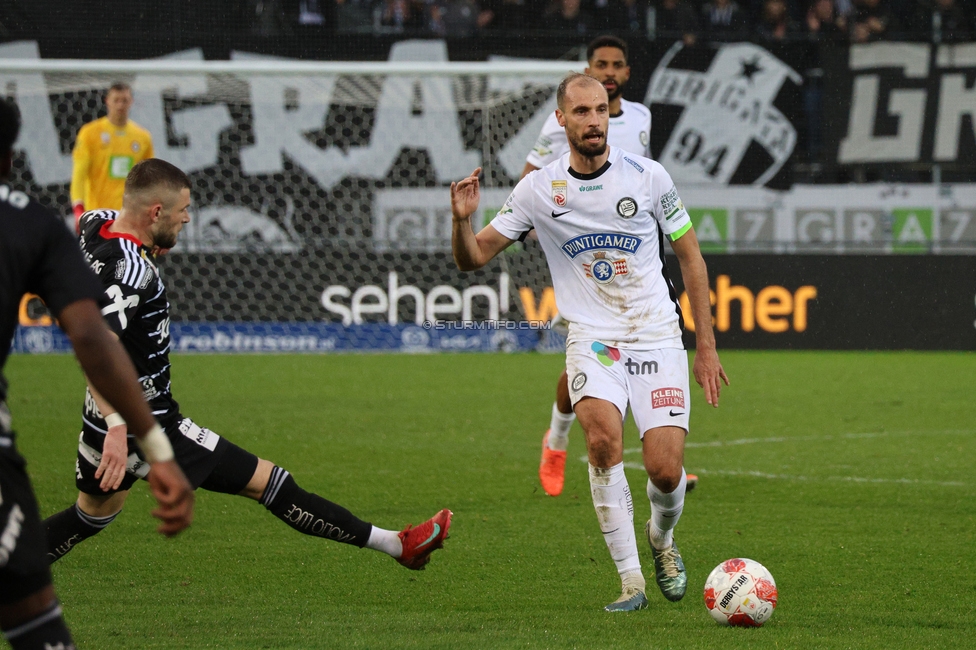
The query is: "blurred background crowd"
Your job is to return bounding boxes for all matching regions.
[274,0,971,42]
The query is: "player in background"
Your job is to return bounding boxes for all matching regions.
[521,35,650,180]
[44,159,451,572]
[451,74,727,611]
[0,99,192,650]
[524,35,698,498]
[70,82,153,231]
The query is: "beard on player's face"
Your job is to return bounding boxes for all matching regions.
[152,226,179,250]
[569,128,607,158]
[151,214,184,249]
[601,79,625,102]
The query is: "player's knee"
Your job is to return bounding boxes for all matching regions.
[646,466,682,493]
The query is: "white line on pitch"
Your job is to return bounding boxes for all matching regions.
[608,463,969,487]
[610,429,976,455]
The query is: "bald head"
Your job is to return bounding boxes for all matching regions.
[556,73,606,112]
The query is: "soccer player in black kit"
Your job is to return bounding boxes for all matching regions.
[44,158,452,571]
[0,100,194,650]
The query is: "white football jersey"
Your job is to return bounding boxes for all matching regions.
[526,98,651,169]
[491,147,692,349]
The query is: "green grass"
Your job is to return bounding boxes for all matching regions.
[6,351,976,649]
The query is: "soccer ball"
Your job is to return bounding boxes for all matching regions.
[703,558,778,627]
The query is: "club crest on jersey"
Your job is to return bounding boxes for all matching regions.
[583,252,628,285]
[100,132,110,145]
[616,197,638,219]
[561,232,643,259]
[551,180,568,207]
[132,142,141,152]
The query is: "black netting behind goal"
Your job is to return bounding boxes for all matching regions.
[4,63,567,325]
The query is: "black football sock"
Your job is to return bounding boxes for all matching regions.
[260,466,371,547]
[44,503,119,563]
[3,601,76,650]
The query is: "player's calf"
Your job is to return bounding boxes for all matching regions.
[259,466,373,545]
[44,503,120,563]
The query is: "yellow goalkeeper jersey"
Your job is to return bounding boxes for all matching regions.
[70,116,154,210]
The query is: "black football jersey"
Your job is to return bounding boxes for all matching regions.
[78,210,180,439]
[1,184,103,407]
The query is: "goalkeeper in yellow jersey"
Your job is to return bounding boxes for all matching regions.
[70,82,153,231]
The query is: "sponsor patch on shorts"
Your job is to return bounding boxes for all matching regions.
[178,419,220,451]
[651,387,685,409]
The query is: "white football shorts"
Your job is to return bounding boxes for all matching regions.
[565,340,691,436]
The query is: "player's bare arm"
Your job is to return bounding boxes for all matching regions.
[670,228,729,407]
[450,167,514,271]
[58,298,194,535]
[88,381,129,492]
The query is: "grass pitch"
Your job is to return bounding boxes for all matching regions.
[7,351,975,649]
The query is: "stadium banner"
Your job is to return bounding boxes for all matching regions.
[14,254,973,353]
[823,42,976,176]
[668,255,976,350]
[12,321,548,355]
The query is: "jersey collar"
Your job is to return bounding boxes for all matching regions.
[99,221,144,247]
[568,159,612,181]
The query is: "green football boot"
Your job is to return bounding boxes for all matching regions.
[604,586,649,612]
[646,521,688,602]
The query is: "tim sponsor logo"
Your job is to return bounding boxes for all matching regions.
[625,358,658,375]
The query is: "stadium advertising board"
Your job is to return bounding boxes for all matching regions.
[14,255,974,353]
[667,255,976,350]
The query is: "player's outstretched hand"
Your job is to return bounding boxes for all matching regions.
[95,422,130,492]
[450,167,482,222]
[693,346,729,408]
[146,460,194,537]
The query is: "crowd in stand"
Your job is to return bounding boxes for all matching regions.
[296,0,976,41]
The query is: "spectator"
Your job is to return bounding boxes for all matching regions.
[431,0,482,35]
[479,0,536,30]
[335,0,374,32]
[377,0,427,31]
[656,0,701,44]
[701,0,750,40]
[806,0,847,37]
[587,0,614,31]
[756,0,800,39]
[909,0,973,42]
[544,0,591,33]
[849,0,895,42]
[617,0,650,33]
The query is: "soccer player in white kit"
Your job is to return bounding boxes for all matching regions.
[451,74,727,611]
[520,35,659,499]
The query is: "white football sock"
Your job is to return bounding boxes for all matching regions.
[365,526,402,557]
[547,402,575,451]
[589,463,641,577]
[646,469,687,551]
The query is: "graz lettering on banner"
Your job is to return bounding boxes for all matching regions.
[837,43,976,165]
